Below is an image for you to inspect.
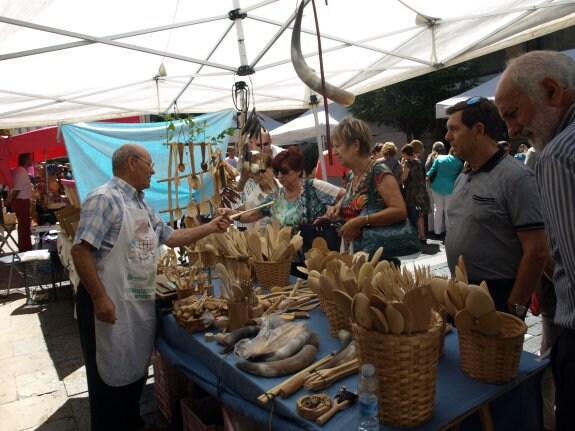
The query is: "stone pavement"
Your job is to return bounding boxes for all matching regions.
[0,262,166,431]
[0,236,544,431]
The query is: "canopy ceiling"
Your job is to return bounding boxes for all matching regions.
[434,48,575,118]
[1,0,574,128]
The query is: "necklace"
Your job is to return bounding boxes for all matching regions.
[284,180,302,201]
[352,159,373,192]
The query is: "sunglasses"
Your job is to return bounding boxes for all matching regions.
[256,142,271,148]
[273,167,291,176]
[132,154,155,169]
[254,169,268,176]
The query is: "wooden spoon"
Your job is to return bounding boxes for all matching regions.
[370,247,384,267]
[189,142,200,190]
[352,293,372,330]
[369,294,388,313]
[430,277,448,304]
[332,289,353,318]
[384,304,404,335]
[392,302,413,334]
[247,232,263,261]
[312,236,329,253]
[446,278,465,310]
[200,142,208,172]
[466,289,496,319]
[370,306,389,333]
[177,143,185,172]
[454,308,476,332]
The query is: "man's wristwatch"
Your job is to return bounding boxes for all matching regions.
[511,304,528,318]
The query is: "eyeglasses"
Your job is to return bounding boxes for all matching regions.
[273,167,291,176]
[466,96,487,114]
[256,142,271,148]
[132,155,155,169]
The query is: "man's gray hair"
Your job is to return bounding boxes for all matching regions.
[506,50,575,101]
[112,144,140,175]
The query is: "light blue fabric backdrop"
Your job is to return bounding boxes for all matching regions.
[61,109,236,222]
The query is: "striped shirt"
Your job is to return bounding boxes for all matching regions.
[74,177,173,262]
[536,102,575,329]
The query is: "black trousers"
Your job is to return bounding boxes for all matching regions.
[551,327,575,431]
[76,283,147,431]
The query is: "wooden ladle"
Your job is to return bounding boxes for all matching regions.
[200,142,208,172]
[189,142,200,190]
[177,143,185,172]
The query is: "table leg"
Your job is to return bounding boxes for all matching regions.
[479,404,494,431]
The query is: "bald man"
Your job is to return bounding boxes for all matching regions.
[72,144,230,431]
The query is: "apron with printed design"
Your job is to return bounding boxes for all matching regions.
[95,190,159,386]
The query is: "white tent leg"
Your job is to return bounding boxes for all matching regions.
[311,103,328,181]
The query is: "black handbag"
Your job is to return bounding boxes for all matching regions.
[353,166,421,259]
[299,222,342,253]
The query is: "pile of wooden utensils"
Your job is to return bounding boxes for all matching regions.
[430,256,502,336]
[304,246,437,335]
[172,291,228,331]
[208,221,303,262]
[156,248,209,295]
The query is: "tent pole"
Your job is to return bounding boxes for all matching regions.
[310,101,327,181]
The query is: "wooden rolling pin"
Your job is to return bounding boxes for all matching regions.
[230,201,275,220]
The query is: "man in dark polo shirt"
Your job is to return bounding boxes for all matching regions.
[444,97,549,317]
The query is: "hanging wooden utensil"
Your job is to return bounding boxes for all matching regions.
[189,141,200,190]
[167,142,174,226]
[177,143,185,172]
[201,142,208,172]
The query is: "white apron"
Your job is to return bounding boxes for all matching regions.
[95,191,158,386]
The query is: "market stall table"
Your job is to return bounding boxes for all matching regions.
[156,305,545,431]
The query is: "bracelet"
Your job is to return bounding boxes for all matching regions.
[365,214,370,227]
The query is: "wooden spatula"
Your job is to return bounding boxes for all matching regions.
[403,285,433,333]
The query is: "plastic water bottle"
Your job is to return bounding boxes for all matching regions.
[358,363,379,431]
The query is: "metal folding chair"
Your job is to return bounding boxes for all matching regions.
[2,250,56,305]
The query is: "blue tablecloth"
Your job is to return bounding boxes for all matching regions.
[156,309,546,431]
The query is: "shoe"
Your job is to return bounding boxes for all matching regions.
[419,238,427,244]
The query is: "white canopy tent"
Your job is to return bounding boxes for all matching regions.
[271,103,350,146]
[1,0,574,129]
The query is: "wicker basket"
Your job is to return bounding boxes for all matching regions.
[253,259,291,290]
[351,312,443,428]
[458,311,527,384]
[180,396,224,431]
[152,349,194,424]
[322,296,351,337]
[188,250,215,268]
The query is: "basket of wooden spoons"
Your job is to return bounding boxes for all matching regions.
[351,306,443,428]
[435,256,527,384]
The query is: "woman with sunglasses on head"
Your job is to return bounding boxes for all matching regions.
[323,117,408,259]
[223,146,344,236]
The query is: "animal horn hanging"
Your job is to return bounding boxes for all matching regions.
[291,1,355,106]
